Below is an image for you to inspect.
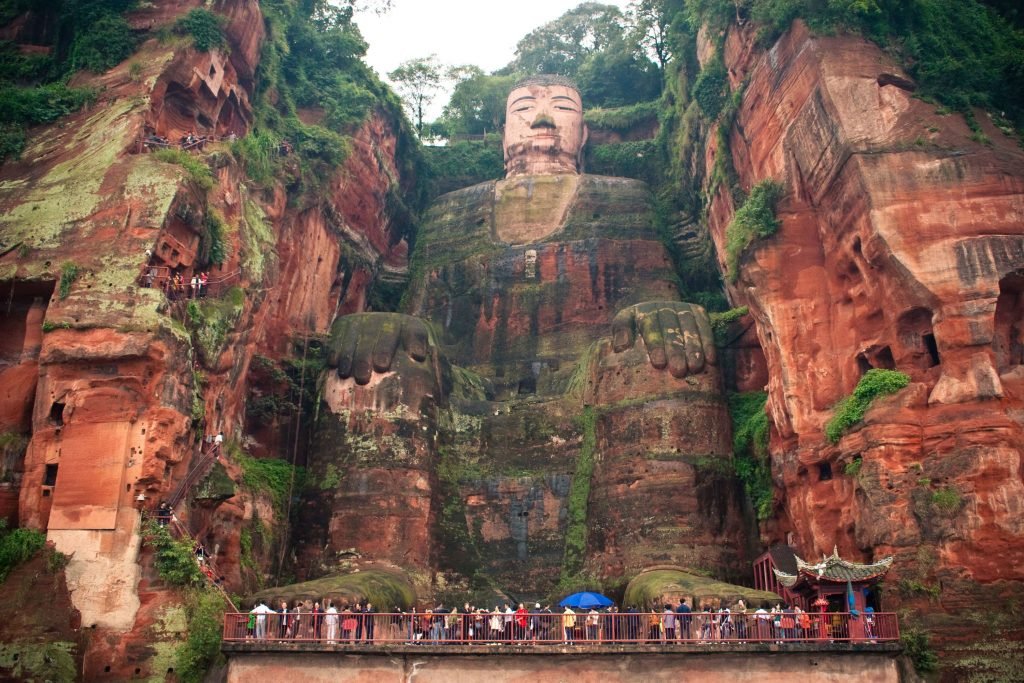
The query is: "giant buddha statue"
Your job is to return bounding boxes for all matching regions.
[296,76,752,592]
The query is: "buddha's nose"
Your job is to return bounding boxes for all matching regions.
[530,113,556,129]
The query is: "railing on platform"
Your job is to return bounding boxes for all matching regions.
[222,611,898,646]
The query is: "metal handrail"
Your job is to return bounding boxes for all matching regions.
[222,610,898,645]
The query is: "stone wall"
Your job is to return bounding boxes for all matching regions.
[226,649,905,683]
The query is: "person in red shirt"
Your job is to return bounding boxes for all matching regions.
[514,603,529,640]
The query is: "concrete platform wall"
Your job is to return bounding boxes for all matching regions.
[227,651,904,682]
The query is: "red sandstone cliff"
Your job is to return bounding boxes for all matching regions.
[706,20,1024,672]
[0,0,415,678]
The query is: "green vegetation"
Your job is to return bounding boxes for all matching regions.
[824,369,910,443]
[435,447,483,576]
[201,209,228,266]
[186,286,244,367]
[248,568,416,610]
[561,406,596,581]
[688,0,1024,131]
[692,58,729,119]
[585,99,661,132]
[318,463,341,491]
[588,139,663,185]
[422,136,504,197]
[844,456,863,477]
[729,391,773,519]
[238,453,305,515]
[709,306,749,346]
[931,486,962,512]
[232,129,279,185]
[898,577,942,599]
[0,642,76,683]
[624,568,782,607]
[143,520,204,587]
[724,179,783,281]
[0,523,46,582]
[153,148,215,190]
[175,589,225,683]
[0,83,96,160]
[245,0,424,211]
[69,13,135,72]
[175,8,225,52]
[901,625,940,674]
[58,261,78,299]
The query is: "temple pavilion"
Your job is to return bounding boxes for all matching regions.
[754,545,894,612]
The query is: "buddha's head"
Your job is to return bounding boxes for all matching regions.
[503,75,588,177]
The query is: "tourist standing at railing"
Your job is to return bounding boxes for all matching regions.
[489,607,503,642]
[647,607,661,642]
[585,608,599,641]
[324,601,338,643]
[364,603,376,643]
[513,604,528,640]
[341,605,356,642]
[733,599,747,640]
[311,601,322,640]
[676,600,692,640]
[251,601,272,640]
[562,606,576,644]
[662,605,675,642]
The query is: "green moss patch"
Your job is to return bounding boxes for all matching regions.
[623,568,780,608]
[249,567,416,610]
[725,179,783,282]
[0,642,76,682]
[825,369,910,443]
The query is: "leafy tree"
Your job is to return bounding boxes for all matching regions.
[440,66,516,136]
[389,55,443,136]
[629,0,676,71]
[511,2,629,76]
[576,37,662,106]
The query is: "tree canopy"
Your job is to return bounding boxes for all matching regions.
[389,55,443,136]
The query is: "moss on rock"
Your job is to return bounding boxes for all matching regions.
[623,568,780,608]
[249,567,416,610]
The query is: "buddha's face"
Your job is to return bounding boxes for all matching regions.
[503,83,588,177]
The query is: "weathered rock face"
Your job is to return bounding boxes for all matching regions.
[585,339,754,581]
[302,169,753,598]
[705,20,1024,659]
[0,0,418,676]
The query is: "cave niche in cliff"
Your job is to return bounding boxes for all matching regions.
[156,82,201,137]
[856,344,895,375]
[0,279,53,433]
[994,270,1024,372]
[896,306,941,373]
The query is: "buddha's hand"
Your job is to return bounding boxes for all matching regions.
[327,313,432,385]
[611,302,717,377]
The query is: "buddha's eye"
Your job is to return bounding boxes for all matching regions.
[514,105,533,113]
[555,106,576,112]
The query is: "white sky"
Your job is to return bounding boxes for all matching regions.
[354,0,631,121]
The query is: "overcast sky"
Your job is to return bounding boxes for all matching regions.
[354,0,631,121]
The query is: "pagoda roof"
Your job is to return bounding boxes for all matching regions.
[772,546,893,588]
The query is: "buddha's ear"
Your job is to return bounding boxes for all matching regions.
[577,124,589,171]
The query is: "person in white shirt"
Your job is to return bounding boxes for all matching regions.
[324,601,339,644]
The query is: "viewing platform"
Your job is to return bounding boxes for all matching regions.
[222,612,904,682]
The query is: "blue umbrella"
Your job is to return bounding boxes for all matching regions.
[559,591,613,609]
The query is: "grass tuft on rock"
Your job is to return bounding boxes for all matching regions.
[825,369,910,443]
[725,180,783,282]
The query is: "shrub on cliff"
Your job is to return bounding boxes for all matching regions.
[724,179,783,281]
[825,368,910,443]
[0,523,46,583]
[175,589,225,683]
[729,391,774,519]
[143,521,204,587]
[68,13,135,72]
[175,8,225,52]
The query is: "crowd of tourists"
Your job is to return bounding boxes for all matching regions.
[238,598,874,644]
